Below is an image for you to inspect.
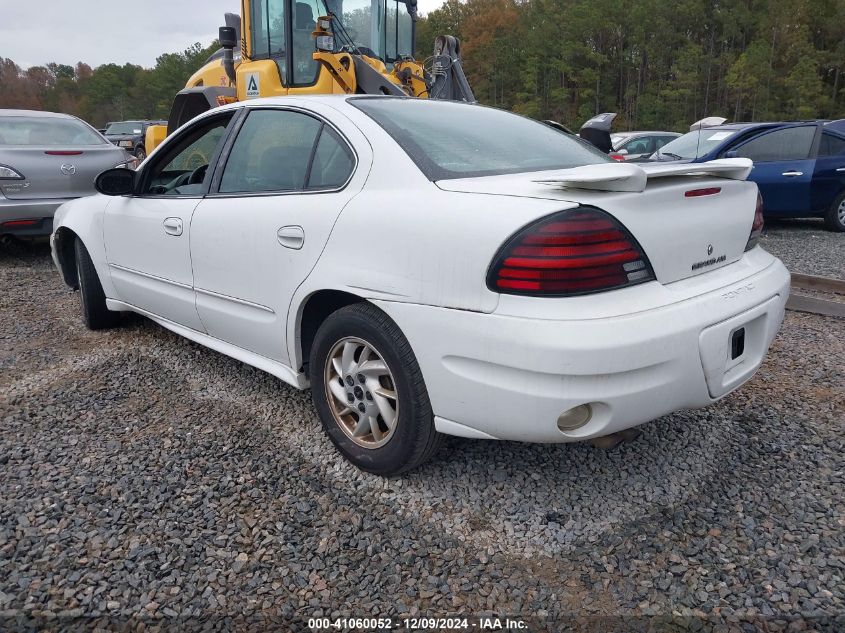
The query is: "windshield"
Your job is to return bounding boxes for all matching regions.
[0,116,106,146]
[352,98,611,180]
[654,128,739,160]
[323,0,414,62]
[105,122,143,135]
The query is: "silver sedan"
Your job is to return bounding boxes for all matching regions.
[0,110,136,239]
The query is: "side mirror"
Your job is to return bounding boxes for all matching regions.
[95,168,136,196]
[219,26,237,49]
[725,149,739,159]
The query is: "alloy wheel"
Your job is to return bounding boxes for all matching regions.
[324,337,399,449]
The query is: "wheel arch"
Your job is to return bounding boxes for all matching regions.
[52,226,81,289]
[293,289,367,373]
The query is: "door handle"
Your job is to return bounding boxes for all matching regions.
[163,217,183,236]
[836,167,845,172]
[277,225,305,250]
[781,171,804,177]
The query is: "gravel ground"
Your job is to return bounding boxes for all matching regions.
[760,219,844,279]
[1,242,843,631]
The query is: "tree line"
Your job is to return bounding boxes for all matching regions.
[1,0,842,133]
[417,0,844,131]
[0,43,218,128]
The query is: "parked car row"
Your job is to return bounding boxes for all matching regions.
[573,114,845,231]
[648,119,845,231]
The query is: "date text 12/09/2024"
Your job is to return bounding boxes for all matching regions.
[308,617,529,630]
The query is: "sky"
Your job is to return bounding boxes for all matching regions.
[1,0,447,69]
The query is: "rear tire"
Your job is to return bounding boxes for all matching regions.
[75,239,120,330]
[309,303,443,476]
[824,191,845,232]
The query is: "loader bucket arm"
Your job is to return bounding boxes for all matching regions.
[429,36,476,103]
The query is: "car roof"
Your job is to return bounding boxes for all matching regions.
[0,109,76,119]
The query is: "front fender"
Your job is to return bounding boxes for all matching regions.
[51,195,116,298]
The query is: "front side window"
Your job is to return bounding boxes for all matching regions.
[733,126,816,162]
[352,98,610,180]
[251,0,288,82]
[622,137,654,155]
[219,109,325,193]
[324,0,413,62]
[292,0,321,85]
[0,116,106,146]
[141,115,233,196]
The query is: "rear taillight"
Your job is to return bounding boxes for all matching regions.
[745,191,765,252]
[487,207,655,297]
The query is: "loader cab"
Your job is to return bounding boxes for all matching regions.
[246,0,417,89]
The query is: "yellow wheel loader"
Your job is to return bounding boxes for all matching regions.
[146,0,475,153]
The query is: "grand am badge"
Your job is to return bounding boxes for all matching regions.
[692,244,726,271]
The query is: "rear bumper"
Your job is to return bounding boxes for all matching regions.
[0,197,69,236]
[373,253,790,443]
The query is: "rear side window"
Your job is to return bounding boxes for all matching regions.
[351,98,610,180]
[219,109,353,194]
[819,132,845,157]
[0,116,105,146]
[734,126,816,162]
[308,127,355,189]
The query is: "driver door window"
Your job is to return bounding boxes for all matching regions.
[141,114,234,197]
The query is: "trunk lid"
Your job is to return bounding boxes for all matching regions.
[436,160,758,285]
[0,145,128,200]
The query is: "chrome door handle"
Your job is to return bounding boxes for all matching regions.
[277,225,305,250]
[781,171,804,177]
[163,217,183,236]
[836,167,845,172]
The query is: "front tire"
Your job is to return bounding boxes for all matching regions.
[824,192,845,232]
[309,303,442,476]
[135,146,147,161]
[75,239,120,330]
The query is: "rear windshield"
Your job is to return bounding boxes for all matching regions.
[655,128,740,160]
[0,116,106,146]
[105,122,144,135]
[351,98,610,180]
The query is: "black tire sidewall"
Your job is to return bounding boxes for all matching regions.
[826,192,845,232]
[309,305,434,475]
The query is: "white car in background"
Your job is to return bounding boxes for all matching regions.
[51,96,790,475]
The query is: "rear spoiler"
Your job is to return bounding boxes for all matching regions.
[534,158,753,193]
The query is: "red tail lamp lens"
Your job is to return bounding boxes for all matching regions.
[745,191,765,252]
[488,208,655,297]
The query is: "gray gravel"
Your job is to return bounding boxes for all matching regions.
[760,219,844,279]
[1,242,843,630]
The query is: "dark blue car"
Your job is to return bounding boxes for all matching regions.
[650,120,845,231]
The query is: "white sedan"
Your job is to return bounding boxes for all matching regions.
[51,96,790,475]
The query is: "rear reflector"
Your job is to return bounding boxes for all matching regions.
[487,207,655,297]
[685,187,722,198]
[45,151,84,156]
[1,219,39,228]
